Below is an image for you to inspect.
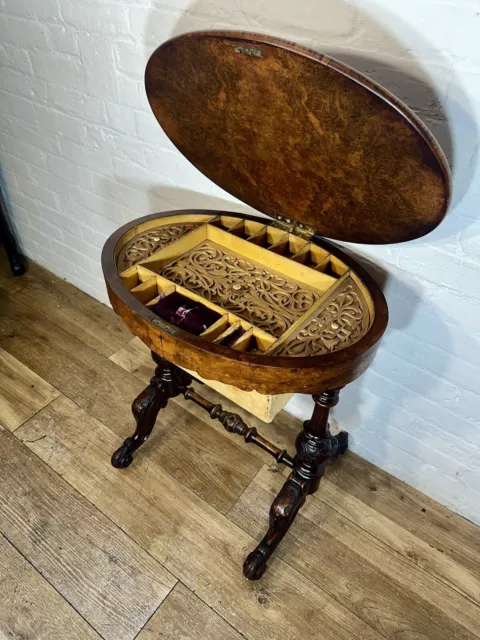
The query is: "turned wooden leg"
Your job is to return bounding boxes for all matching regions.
[243,389,348,580]
[111,352,192,469]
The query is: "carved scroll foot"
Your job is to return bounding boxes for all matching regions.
[111,353,191,469]
[243,390,348,580]
[111,441,134,469]
[243,475,309,580]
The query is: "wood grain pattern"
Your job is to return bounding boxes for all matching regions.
[103,212,389,394]
[325,453,480,581]
[140,397,263,513]
[109,336,156,383]
[0,260,131,357]
[18,396,384,640]
[228,466,480,640]
[137,582,244,640]
[0,347,59,430]
[146,31,450,244]
[0,425,176,640]
[316,476,480,607]
[0,533,102,640]
[2,255,479,640]
[0,290,146,438]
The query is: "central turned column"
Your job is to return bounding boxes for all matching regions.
[295,389,341,494]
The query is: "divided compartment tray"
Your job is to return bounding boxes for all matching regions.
[118,216,374,357]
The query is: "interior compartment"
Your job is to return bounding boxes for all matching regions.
[240,330,277,354]
[117,215,373,355]
[116,213,216,270]
[209,215,245,233]
[247,226,288,248]
[290,243,330,269]
[268,234,310,259]
[139,224,338,337]
[230,219,267,239]
[314,254,349,278]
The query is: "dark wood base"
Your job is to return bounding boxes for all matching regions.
[111,353,191,468]
[243,392,347,579]
[111,353,348,580]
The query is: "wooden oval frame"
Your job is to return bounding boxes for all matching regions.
[102,210,389,394]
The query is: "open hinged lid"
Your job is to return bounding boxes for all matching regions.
[145,31,451,244]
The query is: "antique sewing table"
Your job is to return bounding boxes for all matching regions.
[102,31,451,580]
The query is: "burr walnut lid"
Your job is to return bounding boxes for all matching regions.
[145,30,451,245]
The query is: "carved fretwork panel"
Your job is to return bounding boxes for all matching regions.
[117,223,200,270]
[273,278,369,356]
[160,241,321,337]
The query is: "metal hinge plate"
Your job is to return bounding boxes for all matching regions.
[270,213,315,240]
[151,316,177,336]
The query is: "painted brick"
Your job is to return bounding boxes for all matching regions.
[0,13,48,49]
[47,85,105,125]
[0,67,48,103]
[0,43,33,75]
[14,175,59,209]
[47,24,79,56]
[46,154,95,190]
[1,132,48,169]
[1,0,479,526]
[61,1,130,37]
[77,32,118,100]
[58,137,114,176]
[113,41,149,77]
[0,90,36,121]
[0,113,60,154]
[3,0,61,20]
[31,50,84,89]
[35,104,86,143]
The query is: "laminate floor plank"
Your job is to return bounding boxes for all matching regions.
[228,466,480,640]
[0,297,263,513]
[315,475,480,607]
[137,582,245,640]
[0,347,60,430]
[0,427,176,640]
[325,453,480,579]
[0,290,148,438]
[141,398,263,514]
[16,397,384,640]
[0,532,102,640]
[2,253,480,640]
[0,258,131,357]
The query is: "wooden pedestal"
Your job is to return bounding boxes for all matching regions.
[111,352,348,580]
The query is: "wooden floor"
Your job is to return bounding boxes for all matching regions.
[0,252,479,640]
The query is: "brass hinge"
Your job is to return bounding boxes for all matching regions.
[270,213,315,240]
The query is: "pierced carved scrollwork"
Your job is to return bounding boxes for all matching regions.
[274,278,369,356]
[117,223,200,270]
[160,241,320,336]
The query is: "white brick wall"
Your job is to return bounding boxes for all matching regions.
[1,0,479,524]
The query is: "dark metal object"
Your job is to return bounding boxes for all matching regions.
[0,182,25,276]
